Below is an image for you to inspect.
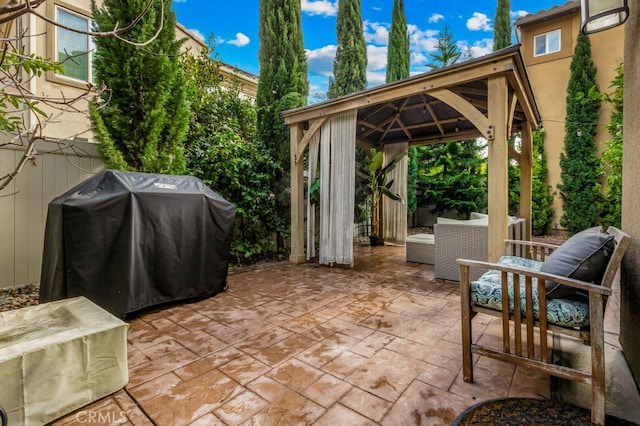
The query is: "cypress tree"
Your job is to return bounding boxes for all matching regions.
[532,130,554,235]
[386,0,409,83]
[600,63,624,228]
[90,0,190,174]
[558,31,602,234]
[327,0,367,98]
[493,0,512,51]
[256,0,308,171]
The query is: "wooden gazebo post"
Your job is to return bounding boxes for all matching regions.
[487,75,509,263]
[520,121,534,242]
[289,123,306,264]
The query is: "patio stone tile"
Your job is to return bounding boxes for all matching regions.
[137,369,243,425]
[138,338,185,359]
[127,372,182,402]
[296,333,359,367]
[268,358,324,391]
[127,347,198,388]
[415,361,459,391]
[509,365,552,398]
[384,336,433,361]
[174,347,244,382]
[173,330,229,356]
[218,353,271,385]
[322,317,376,340]
[263,311,295,325]
[313,306,344,320]
[246,376,289,402]
[234,327,294,355]
[302,373,353,407]
[403,319,451,345]
[213,390,268,426]
[127,344,150,368]
[128,326,175,350]
[360,311,418,338]
[166,309,213,331]
[449,362,514,400]
[340,387,393,422]
[302,325,335,342]
[149,316,191,336]
[248,390,324,425]
[322,350,367,378]
[314,404,377,426]
[281,312,328,333]
[422,339,463,371]
[187,413,225,425]
[350,331,395,357]
[346,349,426,402]
[253,334,316,366]
[380,380,469,426]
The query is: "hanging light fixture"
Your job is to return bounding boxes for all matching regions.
[581,0,629,33]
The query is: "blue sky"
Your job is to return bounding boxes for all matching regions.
[173,0,565,99]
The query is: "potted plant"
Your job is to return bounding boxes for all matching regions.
[357,148,405,246]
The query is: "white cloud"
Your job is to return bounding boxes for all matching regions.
[466,12,492,32]
[227,33,250,47]
[367,45,387,71]
[306,45,337,77]
[187,28,205,43]
[410,52,428,66]
[463,38,494,58]
[301,0,338,17]
[364,21,389,45]
[511,10,530,20]
[367,70,386,87]
[428,13,444,24]
[407,24,440,53]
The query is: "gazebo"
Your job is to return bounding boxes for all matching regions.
[283,45,541,267]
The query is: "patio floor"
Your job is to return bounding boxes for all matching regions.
[53,244,575,425]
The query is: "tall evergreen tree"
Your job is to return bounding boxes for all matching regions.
[90,0,190,174]
[493,0,512,51]
[256,0,308,170]
[327,0,367,98]
[531,130,554,235]
[427,25,461,69]
[558,31,602,234]
[599,63,624,228]
[385,0,415,221]
[386,0,409,83]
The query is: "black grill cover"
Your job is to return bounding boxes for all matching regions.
[40,170,236,316]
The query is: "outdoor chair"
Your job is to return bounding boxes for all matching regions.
[457,226,631,426]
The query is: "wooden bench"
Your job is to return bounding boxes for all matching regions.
[457,226,630,426]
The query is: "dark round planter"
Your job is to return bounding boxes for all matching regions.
[369,236,383,246]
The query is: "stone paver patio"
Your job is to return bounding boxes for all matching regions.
[52,245,552,425]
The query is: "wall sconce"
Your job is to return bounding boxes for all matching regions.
[581,0,628,33]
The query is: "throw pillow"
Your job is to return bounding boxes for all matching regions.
[540,229,615,299]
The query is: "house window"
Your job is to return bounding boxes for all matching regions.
[56,6,92,82]
[533,29,561,57]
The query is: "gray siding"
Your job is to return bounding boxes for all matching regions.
[0,140,105,289]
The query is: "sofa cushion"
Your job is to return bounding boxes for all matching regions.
[470,256,590,328]
[540,229,615,299]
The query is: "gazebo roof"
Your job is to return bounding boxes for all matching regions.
[283,45,540,148]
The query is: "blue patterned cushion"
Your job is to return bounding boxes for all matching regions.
[470,256,590,328]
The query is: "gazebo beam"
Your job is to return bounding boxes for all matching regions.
[487,75,510,262]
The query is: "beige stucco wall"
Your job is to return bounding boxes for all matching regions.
[519,12,624,232]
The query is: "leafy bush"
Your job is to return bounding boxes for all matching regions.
[182,46,285,265]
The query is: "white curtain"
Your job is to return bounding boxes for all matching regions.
[319,111,356,266]
[306,130,320,260]
[382,142,408,245]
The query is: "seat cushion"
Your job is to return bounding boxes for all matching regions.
[540,229,615,299]
[470,256,590,328]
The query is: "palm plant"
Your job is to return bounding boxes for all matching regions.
[356,148,405,243]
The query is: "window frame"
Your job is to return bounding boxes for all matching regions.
[47,1,94,88]
[533,29,561,57]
